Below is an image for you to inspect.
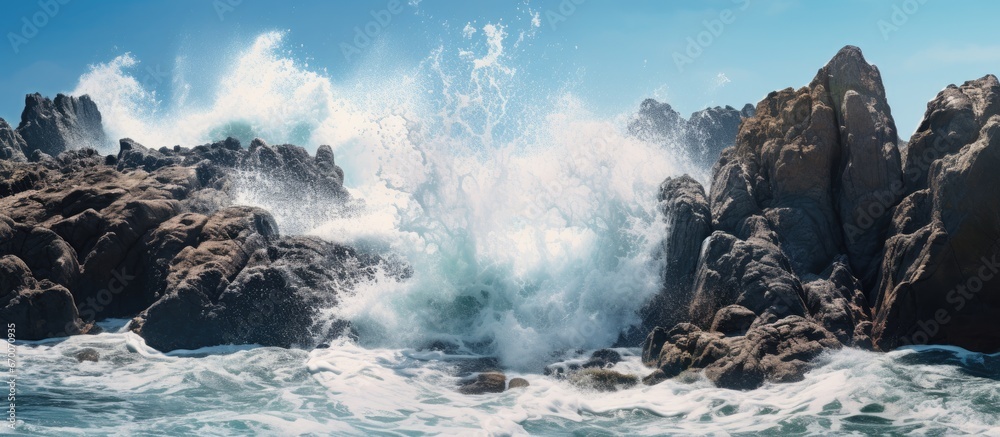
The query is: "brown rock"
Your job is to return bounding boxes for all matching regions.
[458,372,507,395]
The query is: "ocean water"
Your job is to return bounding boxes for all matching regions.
[11,321,1000,435]
[8,19,1000,437]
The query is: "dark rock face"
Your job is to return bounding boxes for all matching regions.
[639,175,711,333]
[133,228,395,351]
[629,100,755,170]
[710,305,756,337]
[16,93,108,156]
[0,118,27,162]
[872,75,1000,352]
[0,254,85,340]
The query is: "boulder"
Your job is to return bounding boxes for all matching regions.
[686,104,755,168]
[507,378,530,389]
[803,258,872,347]
[638,46,905,389]
[688,231,807,324]
[458,372,507,395]
[0,255,85,340]
[116,138,180,172]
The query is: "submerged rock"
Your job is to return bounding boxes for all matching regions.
[75,348,100,363]
[568,368,639,392]
[458,372,507,395]
[507,378,530,389]
[583,349,623,369]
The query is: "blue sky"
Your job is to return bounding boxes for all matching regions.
[1,0,998,137]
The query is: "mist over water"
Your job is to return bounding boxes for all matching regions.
[70,24,693,368]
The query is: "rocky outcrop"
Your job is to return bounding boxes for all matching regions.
[872,74,1000,352]
[642,317,840,390]
[629,100,754,170]
[638,46,910,389]
[0,93,392,351]
[132,225,396,351]
[640,45,1000,390]
[16,93,108,156]
[0,119,27,162]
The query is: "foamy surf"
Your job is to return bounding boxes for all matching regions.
[13,327,1000,435]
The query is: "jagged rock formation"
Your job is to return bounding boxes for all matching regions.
[638,175,711,333]
[16,93,108,156]
[0,93,401,351]
[629,100,755,169]
[873,74,1000,351]
[640,46,1000,390]
[0,119,27,162]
